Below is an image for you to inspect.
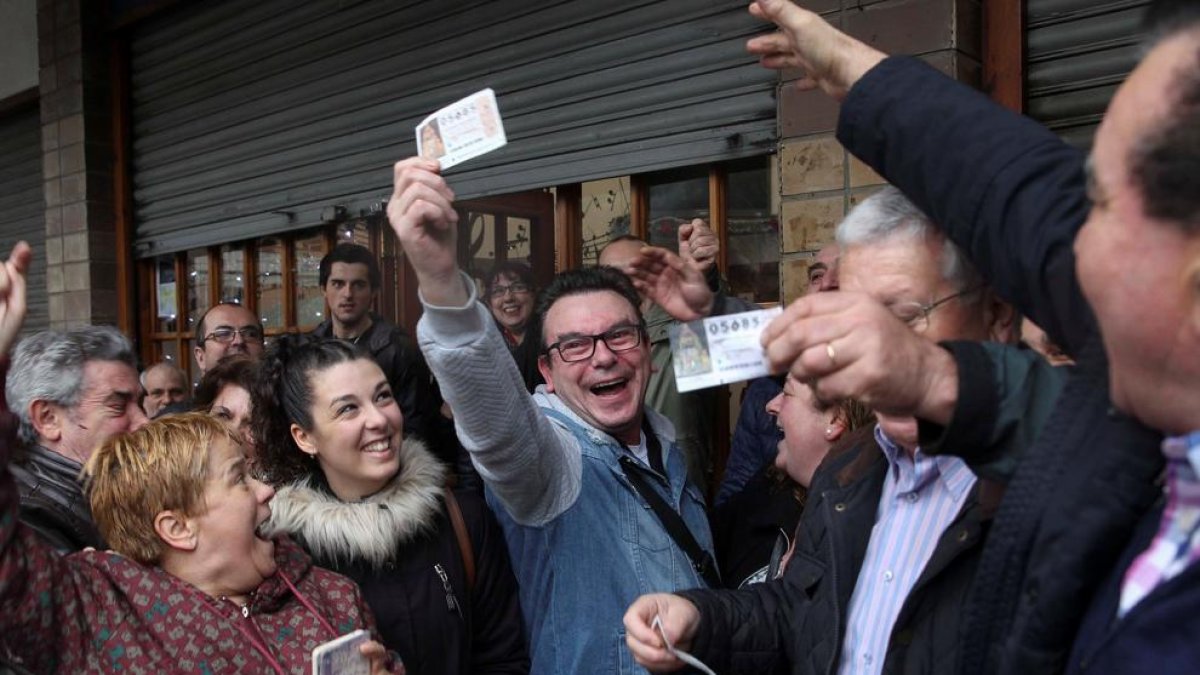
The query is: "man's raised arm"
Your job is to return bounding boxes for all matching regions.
[387,159,582,525]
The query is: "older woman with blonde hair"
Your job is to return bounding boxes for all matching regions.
[0,243,397,674]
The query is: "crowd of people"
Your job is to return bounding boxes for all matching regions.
[0,0,1197,672]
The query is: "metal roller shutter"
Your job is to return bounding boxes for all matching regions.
[0,100,49,333]
[129,0,777,257]
[1026,0,1151,147]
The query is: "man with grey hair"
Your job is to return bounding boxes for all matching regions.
[626,186,1018,674]
[6,326,148,552]
[140,361,189,418]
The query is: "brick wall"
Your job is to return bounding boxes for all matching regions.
[777,0,981,300]
[38,0,119,329]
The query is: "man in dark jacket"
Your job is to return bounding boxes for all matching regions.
[678,1,1197,673]
[5,325,149,553]
[626,186,1020,674]
[311,243,462,468]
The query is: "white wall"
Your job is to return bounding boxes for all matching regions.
[0,0,38,101]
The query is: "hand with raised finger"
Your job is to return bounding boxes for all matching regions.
[386,157,465,305]
[746,0,887,100]
[678,219,719,274]
[626,246,714,321]
[623,593,699,672]
[0,241,32,359]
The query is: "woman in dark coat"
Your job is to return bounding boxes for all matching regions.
[253,335,529,675]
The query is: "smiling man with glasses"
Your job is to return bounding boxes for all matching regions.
[388,156,714,674]
[192,303,266,376]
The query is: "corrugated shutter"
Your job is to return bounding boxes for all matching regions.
[0,100,49,333]
[129,0,777,257]
[1026,0,1151,147]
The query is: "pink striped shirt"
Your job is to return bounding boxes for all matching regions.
[838,427,976,675]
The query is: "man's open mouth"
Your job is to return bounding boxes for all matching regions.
[590,378,629,397]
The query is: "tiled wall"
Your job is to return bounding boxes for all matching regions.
[776,0,982,301]
[38,0,118,329]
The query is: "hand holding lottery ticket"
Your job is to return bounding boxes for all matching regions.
[415,88,507,170]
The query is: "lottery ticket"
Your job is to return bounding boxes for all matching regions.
[669,306,783,393]
[415,88,507,170]
[651,615,717,675]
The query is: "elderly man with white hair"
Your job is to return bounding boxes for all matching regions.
[626,186,1021,674]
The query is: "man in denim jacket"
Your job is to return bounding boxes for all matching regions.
[388,158,715,674]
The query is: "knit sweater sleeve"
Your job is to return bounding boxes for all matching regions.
[416,272,582,526]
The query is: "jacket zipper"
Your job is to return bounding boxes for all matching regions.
[435,563,463,619]
[823,492,842,675]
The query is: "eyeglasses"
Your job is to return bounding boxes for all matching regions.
[489,282,531,299]
[203,326,264,344]
[889,286,982,332]
[544,324,644,363]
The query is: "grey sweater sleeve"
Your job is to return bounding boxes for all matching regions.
[415,272,582,526]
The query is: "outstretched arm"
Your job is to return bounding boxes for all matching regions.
[389,160,582,526]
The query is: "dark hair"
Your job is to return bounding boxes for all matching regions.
[485,261,535,298]
[194,302,256,346]
[192,354,257,411]
[1130,11,1200,233]
[250,333,368,485]
[319,243,381,290]
[534,267,645,352]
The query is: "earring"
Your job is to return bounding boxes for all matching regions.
[825,427,834,436]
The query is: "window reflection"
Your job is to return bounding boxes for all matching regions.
[220,245,245,304]
[256,237,284,330]
[186,249,210,336]
[294,231,328,330]
[581,177,632,266]
[646,166,709,252]
[726,157,778,303]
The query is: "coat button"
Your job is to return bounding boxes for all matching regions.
[957,529,970,543]
[834,503,847,512]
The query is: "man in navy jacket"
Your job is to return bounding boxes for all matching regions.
[626,1,1200,674]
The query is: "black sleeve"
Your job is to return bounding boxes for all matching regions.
[675,581,792,675]
[837,56,1094,356]
[918,341,1068,483]
[458,490,530,674]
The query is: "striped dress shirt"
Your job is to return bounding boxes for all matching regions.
[837,427,977,675]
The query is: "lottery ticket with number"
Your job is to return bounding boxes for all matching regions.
[415,88,507,170]
[669,306,783,393]
[652,615,717,675]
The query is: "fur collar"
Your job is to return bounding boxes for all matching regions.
[264,437,446,569]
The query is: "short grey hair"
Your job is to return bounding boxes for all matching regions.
[7,326,137,445]
[836,186,984,291]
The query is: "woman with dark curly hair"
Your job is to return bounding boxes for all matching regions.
[251,334,528,675]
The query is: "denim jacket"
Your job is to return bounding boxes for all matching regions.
[487,402,712,674]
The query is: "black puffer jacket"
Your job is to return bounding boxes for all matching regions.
[679,427,1003,675]
[9,444,103,553]
[265,438,528,675]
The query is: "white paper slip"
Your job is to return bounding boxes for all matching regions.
[669,306,783,393]
[415,88,507,170]
[652,615,717,675]
[311,628,372,675]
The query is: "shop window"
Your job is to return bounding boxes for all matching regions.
[725,156,778,304]
[186,250,210,337]
[581,176,632,266]
[255,237,285,332]
[645,166,710,252]
[294,232,329,330]
[220,244,246,304]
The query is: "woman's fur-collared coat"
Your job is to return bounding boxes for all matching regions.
[266,438,529,675]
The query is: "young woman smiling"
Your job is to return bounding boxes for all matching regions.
[252,336,528,675]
